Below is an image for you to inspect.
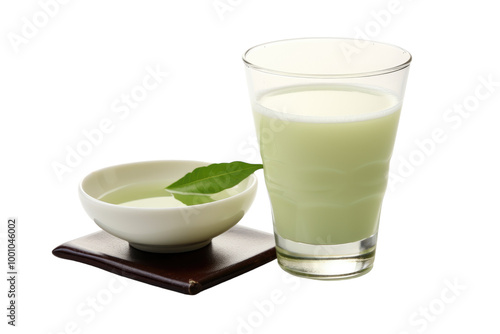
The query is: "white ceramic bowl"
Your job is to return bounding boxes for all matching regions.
[79,160,258,253]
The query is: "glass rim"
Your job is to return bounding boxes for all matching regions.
[242,37,412,79]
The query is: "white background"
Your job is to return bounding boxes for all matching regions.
[1,1,499,333]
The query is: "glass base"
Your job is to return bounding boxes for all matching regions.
[275,233,377,280]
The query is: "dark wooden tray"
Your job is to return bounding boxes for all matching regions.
[52,226,276,295]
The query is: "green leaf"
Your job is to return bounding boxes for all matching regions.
[171,193,215,206]
[166,161,262,195]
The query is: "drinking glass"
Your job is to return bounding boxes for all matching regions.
[242,38,411,279]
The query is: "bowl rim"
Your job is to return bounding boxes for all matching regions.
[79,160,258,211]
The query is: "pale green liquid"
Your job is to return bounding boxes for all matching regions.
[253,85,401,245]
[98,181,186,208]
[98,180,242,208]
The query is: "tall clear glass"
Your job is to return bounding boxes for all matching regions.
[243,38,411,279]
